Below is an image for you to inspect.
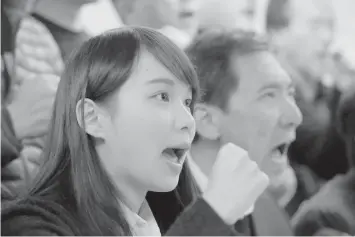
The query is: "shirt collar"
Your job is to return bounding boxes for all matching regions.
[119,199,161,236]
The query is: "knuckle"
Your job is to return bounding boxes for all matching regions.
[225,142,235,151]
[259,172,269,184]
[220,143,233,156]
[249,160,258,170]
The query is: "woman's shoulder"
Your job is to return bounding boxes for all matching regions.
[1,195,80,236]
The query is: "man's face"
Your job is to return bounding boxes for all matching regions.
[198,0,257,31]
[123,0,179,29]
[233,0,257,30]
[219,52,302,176]
[176,0,201,36]
[291,0,334,54]
[274,0,335,77]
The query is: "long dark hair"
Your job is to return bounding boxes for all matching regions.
[26,26,200,235]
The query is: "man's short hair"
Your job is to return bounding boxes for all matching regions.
[186,28,269,110]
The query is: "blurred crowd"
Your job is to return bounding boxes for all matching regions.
[1,0,355,236]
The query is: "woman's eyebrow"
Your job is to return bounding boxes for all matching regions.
[146,78,175,86]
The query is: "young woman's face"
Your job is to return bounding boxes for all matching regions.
[101,50,196,193]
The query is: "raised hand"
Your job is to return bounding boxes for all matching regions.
[203,143,269,225]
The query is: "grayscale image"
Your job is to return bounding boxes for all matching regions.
[1,0,355,236]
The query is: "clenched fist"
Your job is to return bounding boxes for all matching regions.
[203,143,269,225]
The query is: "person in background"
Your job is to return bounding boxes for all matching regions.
[3,0,66,160]
[1,0,37,32]
[175,0,201,40]
[1,0,37,97]
[9,3,64,153]
[111,0,194,48]
[1,6,59,201]
[2,9,25,201]
[265,0,326,217]
[112,0,179,29]
[11,15,63,100]
[291,85,355,236]
[267,0,348,182]
[30,0,95,61]
[265,0,291,36]
[1,26,269,236]
[197,0,258,32]
[78,0,124,36]
[194,0,300,213]
[186,28,302,235]
[267,0,336,109]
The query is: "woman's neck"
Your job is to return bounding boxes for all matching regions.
[117,178,148,213]
[96,145,148,213]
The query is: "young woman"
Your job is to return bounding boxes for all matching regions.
[1,26,269,236]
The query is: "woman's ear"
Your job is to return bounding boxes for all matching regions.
[194,103,223,140]
[76,98,107,139]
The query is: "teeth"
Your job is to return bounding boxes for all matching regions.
[163,148,179,163]
[271,149,283,161]
[167,155,179,163]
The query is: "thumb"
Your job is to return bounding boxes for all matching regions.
[213,143,247,174]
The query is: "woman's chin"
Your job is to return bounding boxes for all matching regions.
[149,176,180,192]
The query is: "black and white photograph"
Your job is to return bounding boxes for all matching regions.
[1,0,355,236]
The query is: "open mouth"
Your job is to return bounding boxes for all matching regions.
[162,147,188,164]
[274,143,288,156]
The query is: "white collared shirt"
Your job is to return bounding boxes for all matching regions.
[187,154,254,216]
[120,199,161,236]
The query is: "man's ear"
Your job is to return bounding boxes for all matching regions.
[76,98,107,140]
[194,103,224,140]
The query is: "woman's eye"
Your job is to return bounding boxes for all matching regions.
[264,92,276,99]
[185,98,192,107]
[155,92,170,102]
